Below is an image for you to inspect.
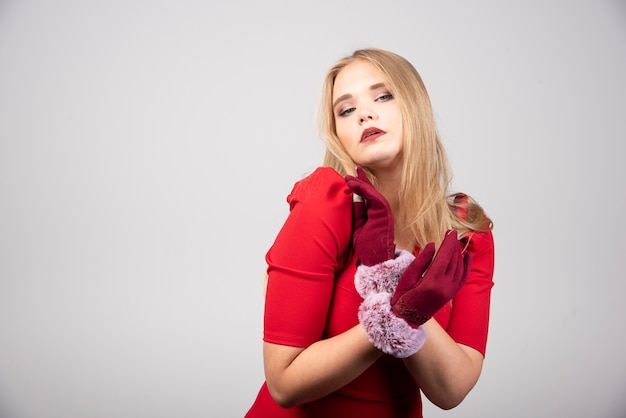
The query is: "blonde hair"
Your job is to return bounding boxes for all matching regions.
[319,48,492,248]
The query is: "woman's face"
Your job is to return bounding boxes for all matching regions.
[332,60,403,173]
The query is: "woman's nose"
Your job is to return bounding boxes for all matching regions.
[359,108,377,124]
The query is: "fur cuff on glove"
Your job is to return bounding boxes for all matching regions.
[355,249,415,297]
[358,292,427,358]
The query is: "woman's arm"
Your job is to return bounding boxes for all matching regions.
[403,229,493,409]
[261,168,375,407]
[403,319,483,410]
[263,324,382,408]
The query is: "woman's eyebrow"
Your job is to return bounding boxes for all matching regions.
[333,83,388,108]
[333,93,352,109]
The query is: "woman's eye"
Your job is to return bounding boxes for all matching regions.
[338,107,355,117]
[376,93,394,102]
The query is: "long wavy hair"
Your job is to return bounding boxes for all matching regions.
[319,48,492,248]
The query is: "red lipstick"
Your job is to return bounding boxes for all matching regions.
[361,127,386,143]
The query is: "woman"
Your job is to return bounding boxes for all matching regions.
[246,48,494,417]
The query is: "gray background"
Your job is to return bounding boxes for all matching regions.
[1,1,625,417]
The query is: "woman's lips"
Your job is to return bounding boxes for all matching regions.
[361,127,386,143]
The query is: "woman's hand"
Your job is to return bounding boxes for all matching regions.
[344,166,395,266]
[354,230,472,358]
[391,230,472,327]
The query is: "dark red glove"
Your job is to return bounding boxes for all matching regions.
[391,230,472,327]
[344,167,395,266]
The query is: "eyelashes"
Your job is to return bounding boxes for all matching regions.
[376,92,393,102]
[335,92,394,118]
[338,107,356,117]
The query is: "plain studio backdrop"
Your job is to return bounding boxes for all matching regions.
[1,1,625,417]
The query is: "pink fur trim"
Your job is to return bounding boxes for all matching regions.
[358,292,427,358]
[355,249,415,297]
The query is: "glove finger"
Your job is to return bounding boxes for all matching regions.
[458,251,473,288]
[345,167,373,192]
[355,166,370,183]
[344,176,393,238]
[427,230,459,278]
[448,239,472,294]
[446,250,471,302]
[344,177,369,201]
[346,169,386,208]
[446,236,464,279]
[394,242,435,295]
[352,200,367,231]
[344,174,360,190]
[345,177,382,205]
